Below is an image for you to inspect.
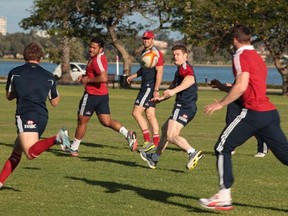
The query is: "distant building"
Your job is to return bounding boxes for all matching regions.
[0,17,7,36]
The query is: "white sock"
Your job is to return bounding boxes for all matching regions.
[152,153,159,161]
[219,188,231,200]
[119,126,128,138]
[70,138,82,151]
[187,147,195,155]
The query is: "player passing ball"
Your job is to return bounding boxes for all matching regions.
[139,44,204,170]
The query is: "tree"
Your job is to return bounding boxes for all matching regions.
[20,0,91,82]
[83,0,174,75]
[171,0,288,95]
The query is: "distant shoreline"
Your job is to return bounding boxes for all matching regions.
[0,58,276,68]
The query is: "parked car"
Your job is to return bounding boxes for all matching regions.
[53,62,86,81]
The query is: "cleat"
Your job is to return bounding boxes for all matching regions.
[199,194,233,211]
[139,141,156,152]
[56,128,71,149]
[68,148,79,157]
[140,151,157,169]
[254,152,266,157]
[186,150,204,170]
[127,131,138,151]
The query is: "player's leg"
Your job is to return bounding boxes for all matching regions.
[254,135,268,157]
[258,110,288,165]
[0,138,22,188]
[145,107,160,148]
[132,88,154,149]
[97,94,137,151]
[139,119,169,169]
[15,114,64,160]
[69,93,94,155]
[199,109,257,211]
[132,105,151,145]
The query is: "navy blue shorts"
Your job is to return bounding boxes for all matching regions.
[78,93,110,116]
[15,112,48,137]
[134,87,156,108]
[169,103,197,126]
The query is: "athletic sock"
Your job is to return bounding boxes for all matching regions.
[153,134,160,146]
[119,126,128,138]
[70,138,82,151]
[28,136,56,159]
[0,151,22,184]
[142,129,151,142]
[187,147,196,155]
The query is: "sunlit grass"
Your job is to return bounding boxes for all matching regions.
[0,84,287,216]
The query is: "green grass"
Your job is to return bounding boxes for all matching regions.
[0,85,287,216]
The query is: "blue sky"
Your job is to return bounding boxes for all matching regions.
[0,0,33,33]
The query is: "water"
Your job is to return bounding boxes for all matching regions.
[0,61,282,85]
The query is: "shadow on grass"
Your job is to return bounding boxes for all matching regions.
[0,186,21,192]
[66,176,288,214]
[66,176,212,213]
[81,155,143,168]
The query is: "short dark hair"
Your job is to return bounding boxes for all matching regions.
[23,42,43,61]
[231,24,251,43]
[172,44,188,54]
[90,37,104,48]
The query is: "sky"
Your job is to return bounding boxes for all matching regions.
[0,0,33,33]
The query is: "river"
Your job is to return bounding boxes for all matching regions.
[0,61,282,85]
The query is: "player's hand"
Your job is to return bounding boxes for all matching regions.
[163,89,175,98]
[209,79,221,88]
[127,76,132,84]
[204,99,224,115]
[80,75,89,84]
[150,95,165,103]
[76,75,83,82]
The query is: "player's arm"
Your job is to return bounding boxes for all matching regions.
[205,72,249,115]
[163,75,194,98]
[153,65,163,94]
[209,79,231,92]
[6,90,16,101]
[5,75,16,101]
[48,81,60,107]
[127,71,139,84]
[49,95,60,107]
[81,71,108,84]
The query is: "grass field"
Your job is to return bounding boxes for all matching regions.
[0,85,287,216]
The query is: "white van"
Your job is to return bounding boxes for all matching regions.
[53,62,86,81]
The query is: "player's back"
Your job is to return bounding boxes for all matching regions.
[9,62,55,115]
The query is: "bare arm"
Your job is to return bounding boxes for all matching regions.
[127,72,139,84]
[152,75,194,103]
[49,95,60,107]
[205,72,249,115]
[80,71,108,84]
[153,65,164,97]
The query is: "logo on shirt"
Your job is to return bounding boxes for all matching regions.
[24,120,36,129]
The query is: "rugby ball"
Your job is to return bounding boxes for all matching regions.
[140,50,159,68]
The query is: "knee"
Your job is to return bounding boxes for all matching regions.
[166,134,174,143]
[99,120,110,127]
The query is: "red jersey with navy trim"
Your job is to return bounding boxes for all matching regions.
[172,62,198,109]
[233,45,275,111]
[85,52,108,95]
